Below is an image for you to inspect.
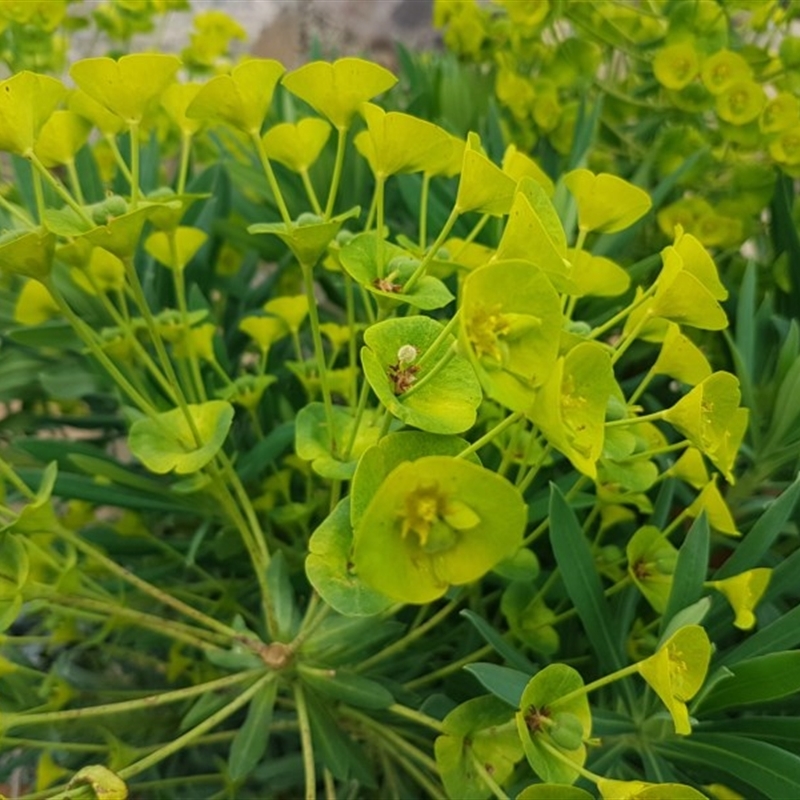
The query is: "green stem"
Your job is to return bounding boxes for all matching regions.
[403,644,493,690]
[301,260,339,455]
[325,126,348,220]
[453,213,489,257]
[628,364,657,406]
[129,121,140,209]
[294,683,317,800]
[357,598,461,672]
[611,308,653,365]
[517,443,553,494]
[0,190,33,225]
[342,378,371,462]
[252,131,292,226]
[28,152,92,225]
[117,673,274,780]
[550,661,641,711]
[537,737,602,783]
[345,274,358,405]
[55,525,241,640]
[388,704,444,733]
[31,161,46,225]
[588,283,657,341]
[404,206,460,293]
[458,412,523,459]
[300,167,323,216]
[419,172,431,248]
[6,669,260,730]
[177,132,192,195]
[376,174,387,278]
[45,592,229,650]
[0,456,36,500]
[106,132,133,184]
[400,345,457,400]
[66,159,85,205]
[469,749,509,800]
[46,281,155,414]
[605,410,665,428]
[415,310,460,370]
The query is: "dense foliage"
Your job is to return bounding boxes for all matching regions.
[0,4,799,800]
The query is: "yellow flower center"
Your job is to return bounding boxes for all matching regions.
[467,303,511,365]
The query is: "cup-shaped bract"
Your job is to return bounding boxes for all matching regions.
[262,118,332,173]
[263,295,308,335]
[145,227,208,272]
[161,83,204,137]
[0,71,66,156]
[362,316,481,434]
[70,54,180,125]
[565,169,652,234]
[13,280,59,326]
[716,80,766,126]
[0,229,56,282]
[128,401,234,475]
[760,92,800,134]
[650,246,727,330]
[515,664,592,784]
[567,249,630,298]
[653,42,700,90]
[627,526,678,613]
[494,178,573,293]
[455,133,517,216]
[651,322,712,386]
[239,315,287,355]
[69,89,125,136]
[686,478,739,536]
[662,371,747,482]
[249,207,360,267]
[355,103,453,178]
[281,57,397,130]
[708,568,771,630]
[528,342,617,479]
[70,246,126,296]
[460,260,562,412]
[502,144,554,196]
[701,49,752,95]
[186,58,285,134]
[637,625,711,735]
[668,447,709,490]
[435,695,523,800]
[33,110,91,168]
[352,456,526,603]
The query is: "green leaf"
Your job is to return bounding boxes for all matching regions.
[306,498,392,617]
[516,664,592,784]
[362,316,481,434]
[186,59,285,134]
[460,609,536,672]
[353,457,526,603]
[548,484,622,671]
[662,514,710,631]
[281,57,397,130]
[299,665,393,709]
[698,652,800,714]
[597,778,708,799]
[463,663,531,708]
[70,55,180,124]
[228,678,278,781]
[658,734,800,800]
[127,401,234,475]
[720,603,800,667]
[715,475,800,579]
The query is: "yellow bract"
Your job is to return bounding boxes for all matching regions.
[261,118,332,173]
[161,83,204,137]
[186,59,285,134]
[709,568,771,630]
[33,110,91,167]
[70,54,180,125]
[654,42,700,90]
[282,57,397,130]
[0,71,65,156]
[13,280,59,326]
[145,228,208,272]
[565,169,652,234]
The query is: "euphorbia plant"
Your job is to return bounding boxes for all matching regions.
[0,48,798,800]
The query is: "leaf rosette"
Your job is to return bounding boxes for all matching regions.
[352,456,526,603]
